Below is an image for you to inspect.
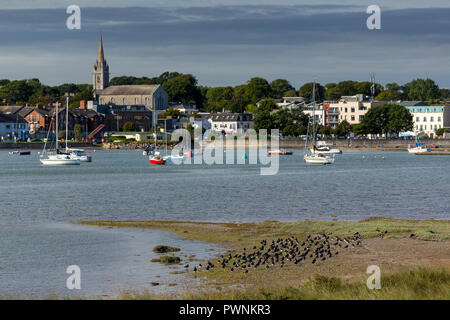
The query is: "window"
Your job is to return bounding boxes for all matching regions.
[111,98,115,104]
[145,97,149,105]
[100,98,104,104]
[416,117,420,122]
[438,117,441,122]
[351,108,355,113]
[345,108,348,113]
[359,115,364,121]
[430,117,434,122]
[134,97,138,104]
[351,115,355,121]
[423,117,427,122]
[123,98,126,104]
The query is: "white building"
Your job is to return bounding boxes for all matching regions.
[402,104,450,138]
[303,104,326,126]
[326,94,384,126]
[0,114,29,141]
[276,97,307,109]
[208,113,253,135]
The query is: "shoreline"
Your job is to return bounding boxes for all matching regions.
[76,218,450,299]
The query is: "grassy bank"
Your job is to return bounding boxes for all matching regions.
[77,217,450,245]
[118,267,450,300]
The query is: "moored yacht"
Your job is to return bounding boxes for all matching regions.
[40,100,80,166]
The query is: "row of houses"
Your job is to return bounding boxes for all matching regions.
[0,100,255,141]
[273,95,450,138]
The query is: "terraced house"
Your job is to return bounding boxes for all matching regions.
[400,102,450,138]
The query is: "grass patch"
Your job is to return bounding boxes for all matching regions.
[153,245,180,253]
[117,267,450,300]
[77,218,450,248]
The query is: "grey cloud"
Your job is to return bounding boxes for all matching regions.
[0,5,449,87]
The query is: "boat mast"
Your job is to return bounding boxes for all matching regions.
[312,81,316,145]
[55,102,59,150]
[65,96,69,150]
[164,118,167,156]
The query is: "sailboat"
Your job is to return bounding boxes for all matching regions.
[149,111,166,165]
[40,101,80,165]
[303,81,335,165]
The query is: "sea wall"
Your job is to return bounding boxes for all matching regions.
[0,142,96,150]
[101,139,450,151]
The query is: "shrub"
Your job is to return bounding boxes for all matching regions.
[153,245,181,253]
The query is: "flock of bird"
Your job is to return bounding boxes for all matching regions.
[184,232,362,274]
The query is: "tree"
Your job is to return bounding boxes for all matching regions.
[359,105,389,135]
[318,125,333,137]
[158,108,180,119]
[403,78,440,101]
[245,77,271,104]
[359,104,413,136]
[272,108,309,136]
[205,86,233,112]
[245,104,258,113]
[123,121,135,132]
[162,74,201,104]
[74,124,83,141]
[299,82,325,101]
[334,120,352,137]
[257,98,278,112]
[270,79,294,99]
[435,128,450,136]
[283,89,298,97]
[253,110,274,131]
[386,104,413,135]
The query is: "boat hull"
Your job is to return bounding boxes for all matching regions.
[310,148,342,155]
[40,159,80,165]
[150,158,167,165]
[408,147,430,154]
[304,154,334,164]
[165,155,185,162]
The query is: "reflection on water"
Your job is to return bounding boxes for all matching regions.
[0,223,220,298]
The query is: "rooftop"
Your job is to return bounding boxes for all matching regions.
[0,113,27,123]
[99,85,160,95]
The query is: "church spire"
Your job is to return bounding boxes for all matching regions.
[93,34,109,95]
[97,34,104,62]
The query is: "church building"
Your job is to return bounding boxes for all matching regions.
[92,36,169,112]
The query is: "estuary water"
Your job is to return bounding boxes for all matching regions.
[0,149,449,297]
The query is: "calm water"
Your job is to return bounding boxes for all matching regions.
[0,149,449,297]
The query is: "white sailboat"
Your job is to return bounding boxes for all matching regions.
[40,101,80,166]
[304,81,335,165]
[63,98,93,162]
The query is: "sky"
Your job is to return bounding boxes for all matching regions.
[0,1,449,88]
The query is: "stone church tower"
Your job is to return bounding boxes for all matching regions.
[93,35,109,95]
